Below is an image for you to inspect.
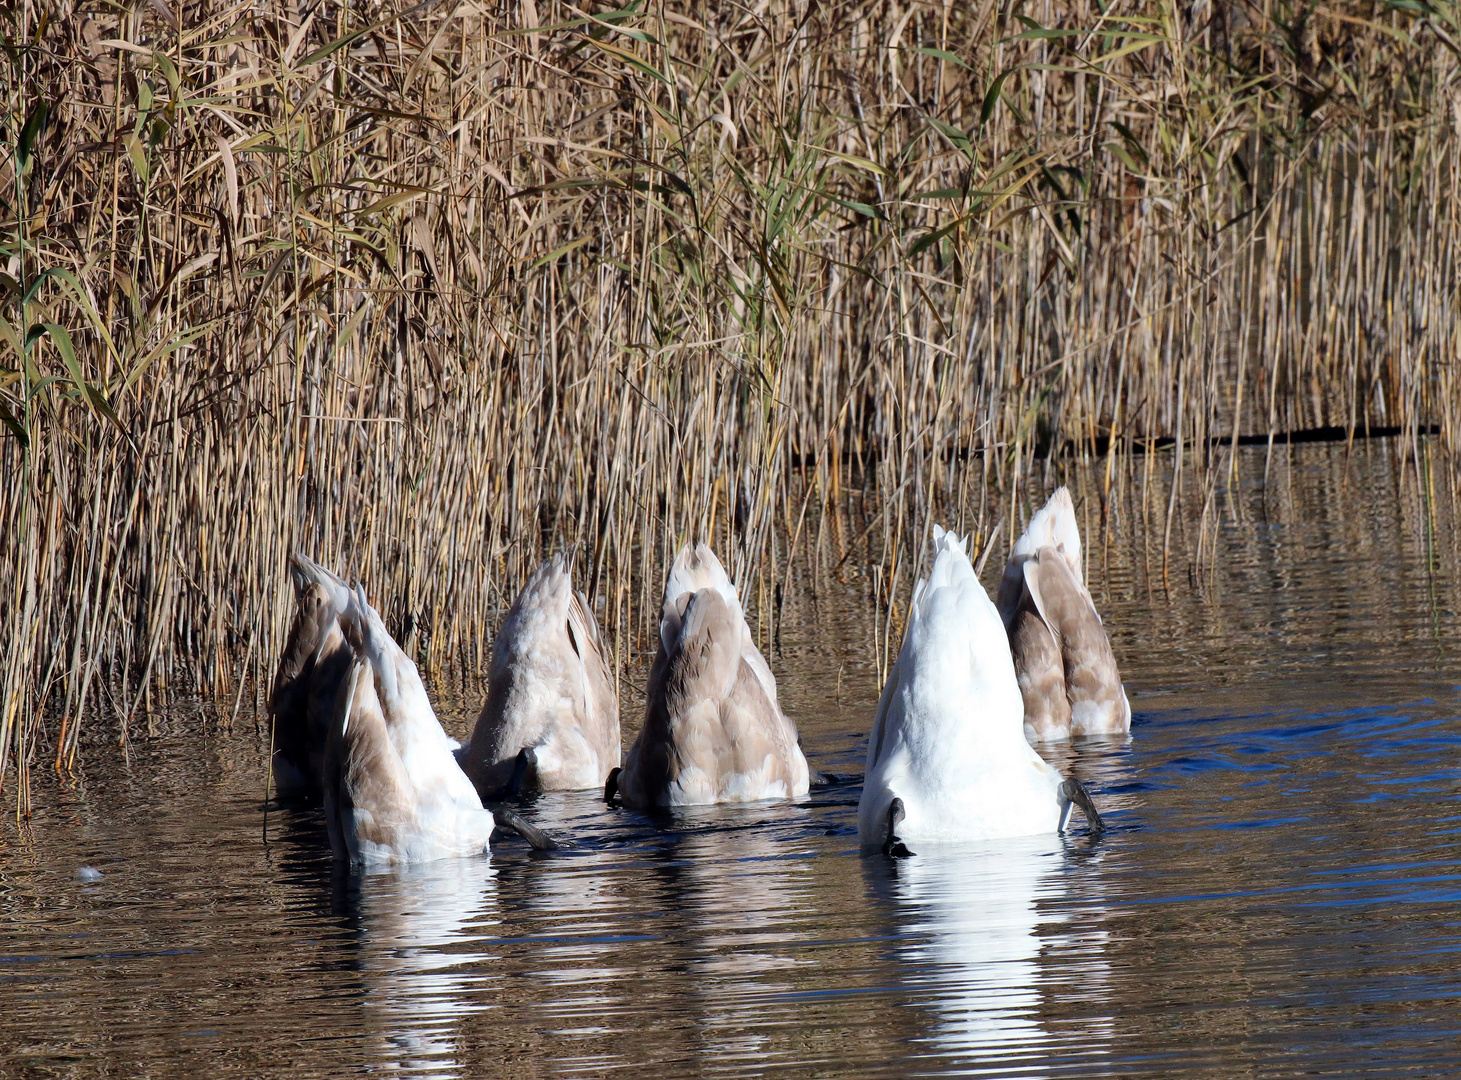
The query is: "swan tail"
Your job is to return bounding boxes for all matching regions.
[271,555,356,789]
[291,552,354,614]
[998,487,1083,627]
[1026,548,1129,734]
[1011,487,1082,569]
[660,543,740,651]
[339,582,421,723]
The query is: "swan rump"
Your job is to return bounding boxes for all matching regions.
[324,581,498,865]
[617,543,810,807]
[460,553,620,798]
[995,488,1130,741]
[272,555,500,865]
[858,527,1085,847]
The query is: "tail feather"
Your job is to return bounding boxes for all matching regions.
[292,552,353,613]
[660,543,740,652]
[339,583,407,710]
[998,488,1082,627]
[911,526,975,620]
[1009,488,1081,579]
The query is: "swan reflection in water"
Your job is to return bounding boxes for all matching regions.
[665,805,817,1065]
[868,835,1112,1074]
[340,858,498,1077]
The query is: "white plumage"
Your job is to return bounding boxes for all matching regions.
[858,527,1100,849]
[323,582,500,865]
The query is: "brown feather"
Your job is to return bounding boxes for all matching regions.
[323,660,414,860]
[1021,547,1129,737]
[270,578,351,791]
[1008,593,1071,741]
[620,588,806,806]
[462,555,620,795]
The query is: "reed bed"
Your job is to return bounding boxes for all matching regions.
[1,0,1457,811]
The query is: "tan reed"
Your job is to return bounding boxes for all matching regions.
[0,0,1457,812]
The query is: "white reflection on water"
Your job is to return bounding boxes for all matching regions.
[350,858,498,1076]
[874,836,1111,1074]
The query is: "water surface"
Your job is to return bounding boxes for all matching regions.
[5,442,1461,1077]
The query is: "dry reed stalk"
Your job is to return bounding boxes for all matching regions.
[0,0,1456,812]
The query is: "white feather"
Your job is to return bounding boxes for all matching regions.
[858,528,1072,844]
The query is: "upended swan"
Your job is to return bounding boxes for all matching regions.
[610,543,810,807]
[272,555,552,865]
[995,488,1130,741]
[857,527,1102,854]
[459,553,620,800]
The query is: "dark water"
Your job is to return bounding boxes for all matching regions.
[5,442,1461,1078]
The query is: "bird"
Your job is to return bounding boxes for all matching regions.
[857,526,1103,854]
[276,555,553,865]
[995,488,1130,741]
[459,552,620,801]
[268,554,355,795]
[610,543,810,807]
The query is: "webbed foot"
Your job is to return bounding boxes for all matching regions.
[883,797,914,858]
[1059,777,1104,835]
[492,807,560,851]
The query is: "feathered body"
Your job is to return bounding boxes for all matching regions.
[324,582,498,865]
[461,554,620,797]
[618,544,810,807]
[995,488,1130,741]
[858,527,1079,846]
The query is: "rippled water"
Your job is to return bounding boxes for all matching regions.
[5,442,1461,1078]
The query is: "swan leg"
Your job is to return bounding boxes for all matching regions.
[1059,778,1105,835]
[809,769,838,787]
[507,746,539,798]
[883,797,914,858]
[604,766,622,806]
[491,807,560,851]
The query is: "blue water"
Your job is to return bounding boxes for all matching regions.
[3,443,1461,1077]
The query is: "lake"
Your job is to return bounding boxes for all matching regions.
[4,440,1461,1078]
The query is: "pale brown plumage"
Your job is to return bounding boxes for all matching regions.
[322,581,499,864]
[997,489,1130,741]
[617,544,809,807]
[461,554,620,798]
[272,555,554,863]
[324,654,414,860]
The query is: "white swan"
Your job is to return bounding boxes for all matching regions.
[995,488,1130,741]
[857,527,1102,852]
[275,555,553,864]
[611,543,810,807]
[460,553,620,799]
